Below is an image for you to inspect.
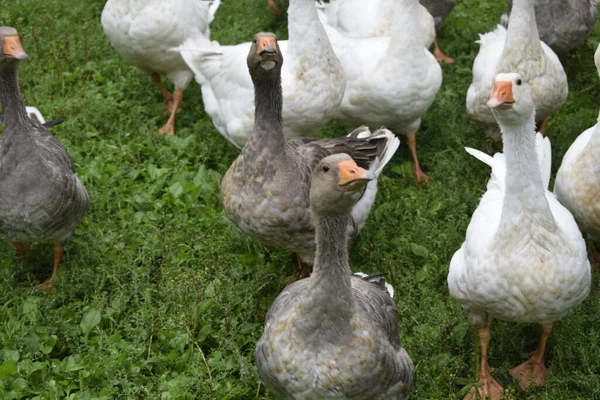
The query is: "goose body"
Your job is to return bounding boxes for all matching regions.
[180,0,345,148]
[317,0,436,48]
[501,0,598,54]
[101,0,219,134]
[221,33,398,272]
[256,153,414,399]
[466,0,567,141]
[0,27,89,291]
[554,45,600,241]
[450,73,590,397]
[320,0,441,183]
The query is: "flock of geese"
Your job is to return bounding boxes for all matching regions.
[0,0,599,398]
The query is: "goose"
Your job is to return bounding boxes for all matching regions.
[466,0,568,142]
[220,33,399,277]
[319,0,442,184]
[179,0,345,148]
[0,27,90,293]
[555,44,600,263]
[317,0,455,63]
[100,0,220,135]
[449,73,590,399]
[317,0,436,50]
[501,0,598,55]
[255,152,414,399]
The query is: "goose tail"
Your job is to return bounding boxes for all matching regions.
[353,272,395,298]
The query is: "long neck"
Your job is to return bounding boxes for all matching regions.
[498,113,557,234]
[243,72,285,158]
[287,0,334,57]
[0,62,31,134]
[298,212,354,343]
[390,0,425,56]
[503,0,542,59]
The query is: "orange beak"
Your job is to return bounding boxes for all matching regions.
[337,159,373,191]
[257,35,277,60]
[487,81,514,110]
[3,35,27,60]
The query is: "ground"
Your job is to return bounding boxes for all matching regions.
[0,0,599,399]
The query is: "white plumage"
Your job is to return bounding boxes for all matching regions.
[319,0,442,183]
[466,0,567,142]
[101,0,219,134]
[555,44,600,242]
[179,0,345,148]
[450,72,590,397]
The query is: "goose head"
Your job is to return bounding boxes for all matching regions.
[487,72,534,126]
[310,154,375,215]
[247,32,282,79]
[0,27,27,65]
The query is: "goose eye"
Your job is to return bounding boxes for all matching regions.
[322,165,330,172]
[516,79,522,86]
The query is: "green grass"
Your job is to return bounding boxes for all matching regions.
[1,0,599,398]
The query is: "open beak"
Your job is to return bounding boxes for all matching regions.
[487,81,514,110]
[3,36,28,60]
[337,159,373,191]
[257,36,277,62]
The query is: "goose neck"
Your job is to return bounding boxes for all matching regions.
[287,0,334,56]
[504,0,542,57]
[0,62,30,133]
[390,0,425,52]
[299,212,354,343]
[244,72,285,157]
[498,113,556,232]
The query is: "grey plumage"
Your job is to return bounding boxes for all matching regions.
[0,27,88,288]
[256,153,414,399]
[501,0,598,54]
[221,33,399,268]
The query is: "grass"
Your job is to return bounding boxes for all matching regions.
[0,0,599,398]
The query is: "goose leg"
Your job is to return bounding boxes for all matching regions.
[537,118,549,136]
[509,323,552,389]
[465,327,504,400]
[151,72,175,112]
[297,254,312,278]
[12,241,32,260]
[265,0,279,14]
[406,133,430,185]
[432,38,455,64]
[158,89,183,135]
[34,244,63,294]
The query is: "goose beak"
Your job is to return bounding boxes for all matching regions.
[337,159,373,191]
[257,36,277,62]
[488,81,514,110]
[3,35,27,60]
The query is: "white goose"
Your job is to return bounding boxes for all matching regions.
[555,45,600,261]
[449,73,590,399]
[179,0,345,148]
[317,0,456,63]
[101,0,220,135]
[317,0,436,49]
[321,0,442,183]
[466,0,567,142]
